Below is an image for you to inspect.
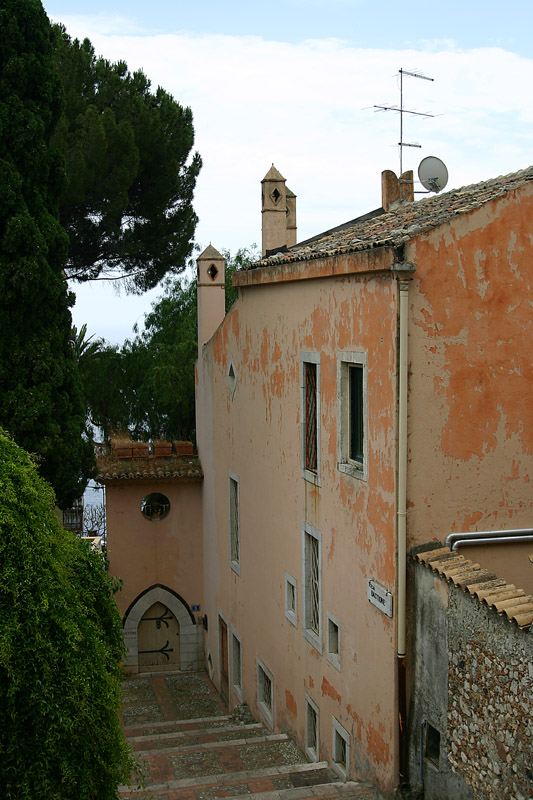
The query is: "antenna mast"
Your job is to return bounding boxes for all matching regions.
[374,68,435,198]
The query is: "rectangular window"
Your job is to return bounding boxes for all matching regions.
[300,353,321,485]
[305,695,319,762]
[326,612,341,671]
[332,717,350,779]
[338,352,367,481]
[302,523,322,652]
[284,571,298,627]
[425,723,441,767]
[305,362,317,471]
[229,472,240,574]
[257,658,273,728]
[231,629,243,702]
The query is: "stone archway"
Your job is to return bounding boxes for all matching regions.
[123,585,202,674]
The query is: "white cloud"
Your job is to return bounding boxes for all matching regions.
[58,18,533,341]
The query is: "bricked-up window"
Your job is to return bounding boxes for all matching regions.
[300,353,321,485]
[305,362,317,471]
[303,523,322,652]
[229,473,240,574]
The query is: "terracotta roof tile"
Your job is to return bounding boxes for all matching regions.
[248,166,533,269]
[96,454,203,483]
[415,546,533,630]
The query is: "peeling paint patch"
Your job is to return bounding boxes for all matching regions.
[366,721,391,766]
[285,689,297,716]
[321,676,341,704]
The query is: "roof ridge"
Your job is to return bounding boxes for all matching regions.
[248,164,533,271]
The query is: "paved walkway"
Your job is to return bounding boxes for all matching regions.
[119,671,385,800]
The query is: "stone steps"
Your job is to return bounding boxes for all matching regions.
[128,721,266,751]
[120,673,384,800]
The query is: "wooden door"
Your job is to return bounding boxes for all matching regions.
[138,602,180,671]
[219,616,229,705]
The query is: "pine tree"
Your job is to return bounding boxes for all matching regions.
[0,0,94,508]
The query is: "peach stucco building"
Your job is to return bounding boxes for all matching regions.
[101,164,533,797]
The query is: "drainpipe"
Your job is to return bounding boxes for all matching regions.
[392,260,416,786]
[445,528,533,551]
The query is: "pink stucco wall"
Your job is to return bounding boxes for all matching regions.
[106,479,204,618]
[197,248,400,792]
[406,184,533,580]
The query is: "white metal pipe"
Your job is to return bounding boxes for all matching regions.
[397,280,409,659]
[445,528,533,551]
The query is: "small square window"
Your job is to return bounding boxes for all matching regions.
[326,613,341,671]
[332,717,350,779]
[257,658,273,728]
[284,572,297,627]
[338,352,367,481]
[305,695,319,762]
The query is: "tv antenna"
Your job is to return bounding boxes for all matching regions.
[374,68,437,196]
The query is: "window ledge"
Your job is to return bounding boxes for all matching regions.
[338,461,367,481]
[303,628,322,654]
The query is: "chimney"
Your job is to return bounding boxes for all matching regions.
[261,165,297,256]
[381,169,414,212]
[197,245,225,356]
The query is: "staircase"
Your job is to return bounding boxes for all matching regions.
[119,671,385,800]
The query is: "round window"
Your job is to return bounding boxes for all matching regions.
[140,493,170,521]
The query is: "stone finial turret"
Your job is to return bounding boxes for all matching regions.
[261,165,297,256]
[197,245,225,355]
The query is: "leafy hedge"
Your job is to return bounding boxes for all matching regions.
[0,429,134,798]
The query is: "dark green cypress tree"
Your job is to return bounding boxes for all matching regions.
[0,0,94,508]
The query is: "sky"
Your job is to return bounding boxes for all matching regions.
[42,0,533,344]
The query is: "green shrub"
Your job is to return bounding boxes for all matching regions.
[0,429,134,799]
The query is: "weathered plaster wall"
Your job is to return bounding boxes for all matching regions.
[106,479,203,617]
[406,184,533,550]
[409,558,533,800]
[198,250,400,794]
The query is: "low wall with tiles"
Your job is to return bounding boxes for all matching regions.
[408,548,533,800]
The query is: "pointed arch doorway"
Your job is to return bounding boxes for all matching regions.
[137,601,180,670]
[122,585,203,674]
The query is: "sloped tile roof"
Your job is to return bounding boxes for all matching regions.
[249,165,533,269]
[97,455,203,483]
[415,546,533,630]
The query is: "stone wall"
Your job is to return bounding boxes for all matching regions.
[446,588,532,800]
[408,555,533,800]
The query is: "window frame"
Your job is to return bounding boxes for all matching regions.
[302,523,322,653]
[326,612,341,672]
[231,627,243,703]
[337,351,368,481]
[332,717,351,780]
[284,571,298,627]
[305,694,320,762]
[256,657,274,729]
[228,472,240,575]
[300,352,321,486]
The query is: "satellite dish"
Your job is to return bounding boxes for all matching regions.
[418,156,449,193]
